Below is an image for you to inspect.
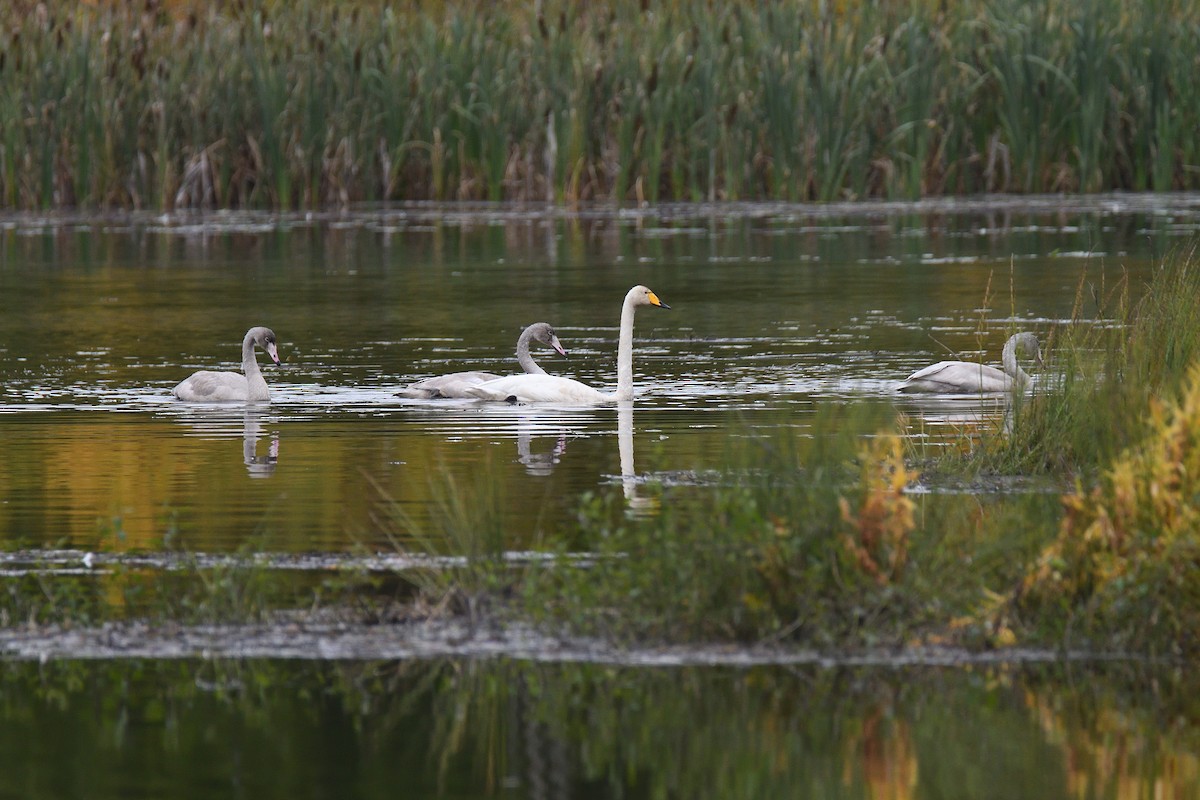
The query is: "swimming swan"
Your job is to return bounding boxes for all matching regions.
[898,332,1041,393]
[467,285,670,404]
[396,322,567,399]
[173,326,281,402]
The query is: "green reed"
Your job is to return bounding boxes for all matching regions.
[2,0,1198,209]
[962,247,1200,479]
[519,405,949,647]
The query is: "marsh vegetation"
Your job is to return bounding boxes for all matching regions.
[0,189,1198,793]
[4,0,1199,209]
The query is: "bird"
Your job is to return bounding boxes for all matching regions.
[898,332,1041,393]
[396,322,567,399]
[172,326,281,402]
[467,285,670,404]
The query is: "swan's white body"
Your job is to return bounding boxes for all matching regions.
[173,326,280,402]
[899,332,1041,394]
[397,322,566,399]
[467,285,670,405]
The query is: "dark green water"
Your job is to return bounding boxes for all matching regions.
[3,196,1200,797]
[2,657,1197,799]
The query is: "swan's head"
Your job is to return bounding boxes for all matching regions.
[528,322,568,356]
[627,285,671,310]
[1014,332,1041,365]
[248,326,281,365]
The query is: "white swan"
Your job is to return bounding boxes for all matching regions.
[396,322,567,399]
[467,285,670,404]
[898,332,1041,393]
[173,326,280,402]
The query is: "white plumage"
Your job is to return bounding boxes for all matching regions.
[468,285,669,405]
[396,322,566,399]
[899,332,1041,394]
[173,326,280,402]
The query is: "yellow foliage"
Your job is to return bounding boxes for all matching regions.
[840,435,918,586]
[1020,361,1200,612]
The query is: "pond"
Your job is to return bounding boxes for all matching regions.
[2,194,1200,798]
[3,195,1192,552]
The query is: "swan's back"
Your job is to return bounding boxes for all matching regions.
[173,371,256,402]
[899,361,1014,393]
[467,374,611,404]
[396,371,501,399]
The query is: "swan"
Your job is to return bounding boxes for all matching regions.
[396,322,567,399]
[898,332,1041,393]
[173,326,280,402]
[467,285,670,404]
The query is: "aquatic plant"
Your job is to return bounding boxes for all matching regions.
[1010,361,1200,654]
[976,248,1200,477]
[0,569,111,627]
[839,435,916,587]
[374,456,513,621]
[1,0,1198,209]
[520,407,941,647]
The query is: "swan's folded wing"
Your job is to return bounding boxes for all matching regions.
[466,374,608,404]
[173,370,250,401]
[899,361,959,386]
[397,371,500,399]
[899,361,1014,393]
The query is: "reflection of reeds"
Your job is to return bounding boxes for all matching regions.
[4,0,1199,210]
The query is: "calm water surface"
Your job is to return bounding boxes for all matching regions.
[2,196,1194,552]
[2,657,1198,799]
[3,196,1200,798]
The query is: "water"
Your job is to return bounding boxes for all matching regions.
[3,195,1200,797]
[3,197,1191,552]
[1,657,1197,799]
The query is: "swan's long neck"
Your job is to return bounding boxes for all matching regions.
[515,327,546,375]
[1002,335,1030,386]
[242,332,268,395]
[615,293,638,401]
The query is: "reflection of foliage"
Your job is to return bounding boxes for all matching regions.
[1014,362,1200,652]
[0,538,358,628]
[3,655,1200,797]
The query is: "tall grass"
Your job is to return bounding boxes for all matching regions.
[969,247,1200,478]
[1010,361,1200,655]
[517,405,973,647]
[2,0,1198,210]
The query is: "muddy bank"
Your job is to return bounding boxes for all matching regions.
[0,614,1136,667]
[0,548,601,576]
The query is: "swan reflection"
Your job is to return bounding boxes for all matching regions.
[618,402,658,516]
[171,406,280,478]
[897,391,1020,446]
[242,409,280,478]
[515,419,568,477]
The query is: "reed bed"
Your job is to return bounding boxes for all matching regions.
[3,0,1198,210]
[964,247,1200,478]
